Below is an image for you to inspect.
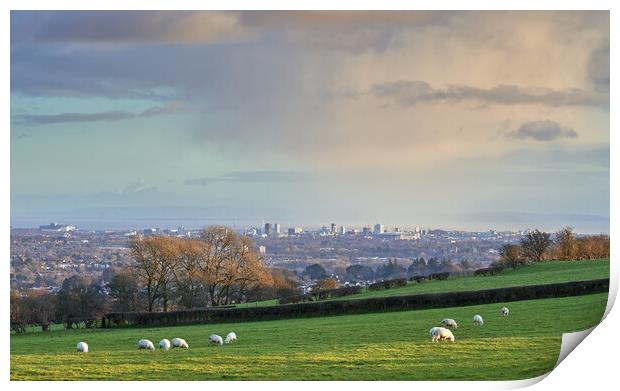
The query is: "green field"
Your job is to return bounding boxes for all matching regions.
[11,292,608,380]
[235,259,610,307]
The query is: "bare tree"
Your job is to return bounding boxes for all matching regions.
[27,291,57,331]
[129,235,179,312]
[520,229,552,262]
[197,226,271,306]
[174,239,209,309]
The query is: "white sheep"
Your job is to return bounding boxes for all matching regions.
[138,339,155,350]
[225,332,237,344]
[429,326,455,342]
[159,339,171,351]
[473,314,484,325]
[76,341,88,353]
[171,338,189,349]
[209,334,224,346]
[501,307,510,316]
[441,318,458,329]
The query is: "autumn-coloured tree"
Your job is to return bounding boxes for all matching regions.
[499,244,526,269]
[554,227,578,260]
[575,235,610,260]
[313,278,340,291]
[196,226,271,306]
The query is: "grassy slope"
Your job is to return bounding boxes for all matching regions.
[235,259,610,308]
[11,292,608,380]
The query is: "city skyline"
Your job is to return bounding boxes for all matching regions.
[10,11,610,233]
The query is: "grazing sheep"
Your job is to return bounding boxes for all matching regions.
[501,307,510,316]
[76,341,88,353]
[473,314,484,325]
[159,339,171,351]
[171,338,189,349]
[441,318,458,329]
[429,327,455,342]
[138,339,155,350]
[225,332,237,344]
[209,334,224,346]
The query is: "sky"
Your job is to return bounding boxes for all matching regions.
[10,11,610,232]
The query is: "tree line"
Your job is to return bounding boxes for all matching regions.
[11,226,298,333]
[499,227,609,269]
[303,257,470,284]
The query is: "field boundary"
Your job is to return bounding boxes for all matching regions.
[102,278,609,328]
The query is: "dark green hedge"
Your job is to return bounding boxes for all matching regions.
[368,278,408,291]
[278,285,362,305]
[102,278,609,328]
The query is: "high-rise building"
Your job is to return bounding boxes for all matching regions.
[274,223,281,234]
[339,225,346,235]
[374,224,385,234]
[264,223,272,236]
[330,223,337,234]
[288,227,303,235]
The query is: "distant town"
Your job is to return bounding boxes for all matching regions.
[11,220,537,293]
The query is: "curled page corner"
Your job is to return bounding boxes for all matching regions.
[554,325,597,368]
[505,325,601,389]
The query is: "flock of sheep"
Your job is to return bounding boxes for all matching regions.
[429,306,509,342]
[75,332,237,353]
[74,305,511,353]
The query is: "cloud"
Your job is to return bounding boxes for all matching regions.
[588,42,610,93]
[505,120,578,141]
[11,103,187,125]
[371,80,608,108]
[11,11,249,44]
[184,171,312,186]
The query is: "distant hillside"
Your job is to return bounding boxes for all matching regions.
[236,258,609,308]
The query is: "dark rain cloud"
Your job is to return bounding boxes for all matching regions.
[505,120,578,141]
[10,11,248,44]
[11,104,186,125]
[588,42,610,93]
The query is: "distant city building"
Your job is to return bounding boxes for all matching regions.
[330,223,337,234]
[274,223,281,234]
[362,226,372,235]
[373,224,385,234]
[288,227,303,235]
[39,222,76,232]
[377,232,417,240]
[258,245,267,254]
[339,225,346,235]
[143,228,158,236]
[264,223,272,236]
